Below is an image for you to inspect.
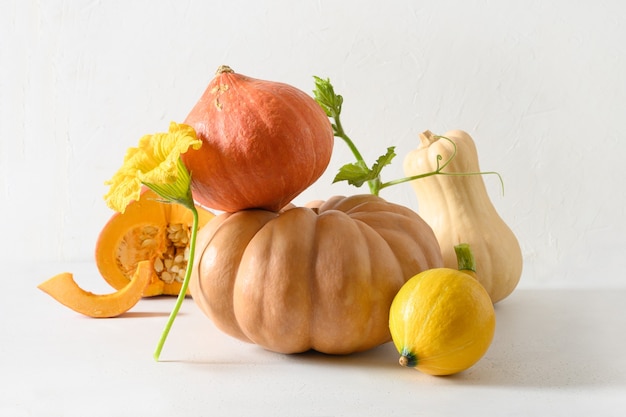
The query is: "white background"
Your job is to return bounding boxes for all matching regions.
[2,0,625,288]
[2,3,626,416]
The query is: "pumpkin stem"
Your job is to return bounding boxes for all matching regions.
[419,130,438,146]
[216,65,235,75]
[454,243,477,273]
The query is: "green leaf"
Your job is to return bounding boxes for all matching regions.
[332,147,397,189]
[313,76,342,118]
[333,161,374,187]
[370,147,396,177]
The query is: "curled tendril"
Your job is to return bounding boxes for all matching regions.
[435,154,443,170]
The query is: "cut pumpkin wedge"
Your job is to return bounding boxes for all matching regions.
[95,188,214,297]
[38,261,153,318]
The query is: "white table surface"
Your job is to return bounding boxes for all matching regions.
[2,262,625,417]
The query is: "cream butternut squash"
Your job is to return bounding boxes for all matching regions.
[403,129,522,303]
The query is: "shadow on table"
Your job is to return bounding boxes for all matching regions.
[119,311,174,318]
[284,289,626,389]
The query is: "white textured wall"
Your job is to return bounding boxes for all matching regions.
[2,0,624,288]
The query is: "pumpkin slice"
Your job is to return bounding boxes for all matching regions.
[38,261,153,318]
[95,188,214,297]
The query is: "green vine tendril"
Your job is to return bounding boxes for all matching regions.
[312,76,504,196]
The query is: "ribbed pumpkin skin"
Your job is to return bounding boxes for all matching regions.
[189,194,443,355]
[182,66,334,213]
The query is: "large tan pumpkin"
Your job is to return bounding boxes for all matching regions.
[189,194,443,354]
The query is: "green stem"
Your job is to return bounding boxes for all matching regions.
[454,243,476,273]
[332,114,378,195]
[369,177,382,196]
[334,116,364,162]
[374,136,455,192]
[377,135,504,195]
[378,170,442,191]
[153,205,199,361]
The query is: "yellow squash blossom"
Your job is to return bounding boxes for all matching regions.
[104,121,202,361]
[104,121,202,213]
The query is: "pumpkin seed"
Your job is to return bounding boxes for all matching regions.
[118,223,192,284]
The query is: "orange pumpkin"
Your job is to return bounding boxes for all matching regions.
[182,65,334,212]
[95,188,214,297]
[189,194,443,354]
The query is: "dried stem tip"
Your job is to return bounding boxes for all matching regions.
[216,65,235,75]
[419,130,438,146]
[399,355,410,367]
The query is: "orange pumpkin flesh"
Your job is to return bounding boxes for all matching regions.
[190,194,443,355]
[95,188,214,297]
[182,65,334,212]
[38,261,153,318]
